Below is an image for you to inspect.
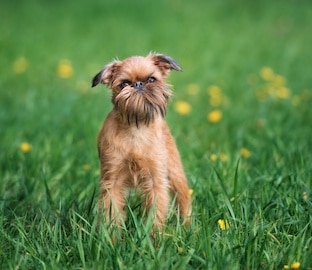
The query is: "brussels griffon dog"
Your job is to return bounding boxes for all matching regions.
[92,53,191,232]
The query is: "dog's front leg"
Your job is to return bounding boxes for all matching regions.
[99,169,128,227]
[140,175,170,232]
[165,131,192,223]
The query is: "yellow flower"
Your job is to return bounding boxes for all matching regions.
[210,153,217,162]
[240,148,251,158]
[13,57,28,74]
[291,262,301,269]
[208,85,222,96]
[187,83,200,95]
[20,142,32,153]
[82,164,91,171]
[276,87,290,99]
[218,219,229,230]
[174,101,191,115]
[177,247,184,254]
[207,110,222,123]
[303,191,307,201]
[189,189,194,196]
[57,59,73,78]
[284,262,300,269]
[260,67,274,81]
[208,85,223,106]
[219,153,228,162]
[273,74,286,87]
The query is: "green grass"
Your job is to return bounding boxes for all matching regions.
[1,0,312,269]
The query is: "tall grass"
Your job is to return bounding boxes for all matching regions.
[1,0,311,269]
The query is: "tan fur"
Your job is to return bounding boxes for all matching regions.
[92,53,191,232]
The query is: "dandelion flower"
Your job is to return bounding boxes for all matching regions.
[291,262,300,269]
[208,85,222,96]
[219,153,228,162]
[207,85,223,106]
[218,219,229,230]
[189,189,194,196]
[260,67,274,81]
[57,59,73,78]
[284,262,301,269]
[210,153,217,162]
[276,87,290,99]
[174,101,191,115]
[207,110,222,123]
[82,164,91,171]
[20,142,32,153]
[187,83,199,95]
[13,57,28,74]
[240,148,251,158]
[177,247,184,254]
[273,74,286,87]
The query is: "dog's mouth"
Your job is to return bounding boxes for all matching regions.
[114,87,170,126]
[135,88,144,94]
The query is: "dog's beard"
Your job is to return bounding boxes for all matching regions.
[114,85,171,126]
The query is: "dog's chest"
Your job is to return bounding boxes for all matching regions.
[120,125,167,187]
[120,124,164,154]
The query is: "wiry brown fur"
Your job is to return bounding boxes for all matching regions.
[92,53,191,232]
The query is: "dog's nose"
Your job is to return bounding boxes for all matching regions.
[133,81,145,90]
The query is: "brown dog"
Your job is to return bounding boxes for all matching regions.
[92,53,191,232]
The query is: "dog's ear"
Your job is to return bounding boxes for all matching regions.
[92,61,121,87]
[149,53,182,75]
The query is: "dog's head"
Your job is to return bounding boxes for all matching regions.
[92,53,181,126]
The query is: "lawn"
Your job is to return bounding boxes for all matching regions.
[0,0,311,269]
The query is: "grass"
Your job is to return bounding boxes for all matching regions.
[1,0,312,269]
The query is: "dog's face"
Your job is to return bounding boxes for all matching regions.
[92,53,181,126]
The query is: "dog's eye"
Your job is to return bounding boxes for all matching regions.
[120,80,131,89]
[147,77,156,83]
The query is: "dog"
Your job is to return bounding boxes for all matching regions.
[92,53,191,233]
